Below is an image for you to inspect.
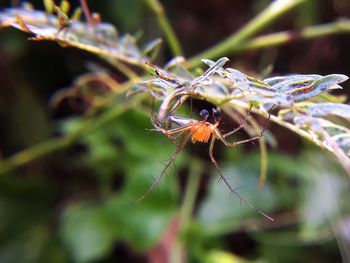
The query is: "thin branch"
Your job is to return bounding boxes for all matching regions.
[0,81,142,176]
[179,159,202,229]
[144,0,184,57]
[0,106,125,175]
[222,106,269,188]
[171,159,202,263]
[323,134,350,177]
[79,0,94,25]
[188,0,306,68]
[230,19,350,54]
[225,100,350,178]
[104,58,141,82]
[0,137,69,175]
[246,115,269,189]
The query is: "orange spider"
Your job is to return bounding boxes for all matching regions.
[138,108,274,221]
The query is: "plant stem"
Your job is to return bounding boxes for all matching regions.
[144,0,184,57]
[230,18,350,54]
[188,0,306,68]
[246,117,268,189]
[228,101,350,177]
[179,159,202,228]
[0,103,130,175]
[223,107,269,189]
[79,0,94,25]
[0,137,69,175]
[323,134,350,177]
[170,159,202,263]
[104,58,141,82]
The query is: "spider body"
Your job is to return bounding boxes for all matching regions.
[138,107,274,221]
[167,109,220,143]
[190,121,212,143]
[168,118,214,143]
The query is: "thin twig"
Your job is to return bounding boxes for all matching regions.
[144,0,184,57]
[179,159,202,228]
[246,117,268,189]
[0,81,142,175]
[171,159,202,263]
[104,58,141,81]
[79,0,94,25]
[188,0,306,68]
[224,100,350,178]
[0,137,69,175]
[230,19,350,54]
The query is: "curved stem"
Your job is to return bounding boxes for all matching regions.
[230,19,350,54]
[144,0,184,57]
[0,99,136,175]
[171,159,202,263]
[179,159,202,228]
[247,117,268,189]
[223,107,269,189]
[188,0,306,68]
[104,58,141,81]
[79,0,94,25]
[0,137,69,175]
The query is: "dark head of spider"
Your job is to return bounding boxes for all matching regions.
[199,108,221,124]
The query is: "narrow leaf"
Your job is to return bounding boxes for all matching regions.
[43,0,55,14]
[307,103,350,119]
[60,0,70,14]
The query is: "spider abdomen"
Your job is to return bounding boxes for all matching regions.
[190,122,212,143]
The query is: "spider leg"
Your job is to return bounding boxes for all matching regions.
[165,125,193,144]
[169,94,189,118]
[208,136,274,221]
[158,90,188,121]
[149,114,194,143]
[134,128,193,203]
[218,109,272,147]
[223,104,253,138]
[208,137,223,185]
[217,130,262,148]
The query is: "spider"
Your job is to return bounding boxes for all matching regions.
[137,107,274,221]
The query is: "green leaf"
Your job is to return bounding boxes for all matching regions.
[197,165,275,235]
[201,57,229,77]
[62,110,180,252]
[290,74,348,102]
[306,103,350,119]
[142,38,162,58]
[61,204,117,263]
[43,0,54,14]
[126,82,148,98]
[298,154,346,240]
[59,0,70,14]
[110,0,142,31]
[203,249,265,263]
[0,7,148,65]
[0,225,66,263]
[71,7,82,21]
[106,196,175,251]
